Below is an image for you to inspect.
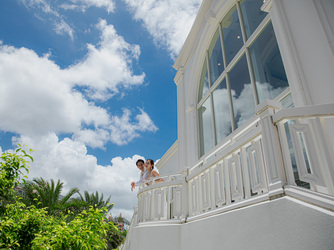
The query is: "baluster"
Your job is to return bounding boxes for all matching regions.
[241,147,251,198]
[224,158,231,205]
[210,164,217,209]
[276,121,296,186]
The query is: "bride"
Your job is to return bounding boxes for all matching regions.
[145,159,163,184]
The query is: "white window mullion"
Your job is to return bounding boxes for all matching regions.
[210,92,217,146]
[206,51,212,88]
[225,73,236,131]
[206,49,217,145]
[237,1,259,105]
[219,21,236,131]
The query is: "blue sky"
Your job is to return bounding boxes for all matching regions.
[0,0,202,219]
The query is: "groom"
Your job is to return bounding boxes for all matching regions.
[131,159,148,191]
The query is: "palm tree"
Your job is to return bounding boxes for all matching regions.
[20,177,79,215]
[110,214,130,229]
[76,191,114,213]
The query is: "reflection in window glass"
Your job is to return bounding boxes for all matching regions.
[240,0,267,39]
[229,54,255,128]
[209,28,224,85]
[221,5,244,65]
[197,1,289,158]
[281,93,294,109]
[198,58,210,101]
[249,22,288,102]
[213,78,232,143]
[198,97,214,156]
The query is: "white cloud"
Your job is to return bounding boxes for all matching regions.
[124,0,202,57]
[20,0,74,40]
[21,0,60,16]
[11,134,142,220]
[22,0,115,15]
[0,19,155,148]
[20,0,115,41]
[60,0,115,14]
[0,44,109,137]
[66,19,145,96]
[109,108,158,146]
[54,19,75,40]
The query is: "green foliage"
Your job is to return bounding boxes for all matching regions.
[76,190,115,212]
[20,178,79,216]
[0,201,48,249]
[106,224,125,249]
[32,206,112,249]
[0,201,123,249]
[0,144,33,199]
[111,216,130,226]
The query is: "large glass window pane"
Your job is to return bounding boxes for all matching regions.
[198,58,210,101]
[209,28,224,85]
[229,54,255,128]
[213,78,232,143]
[249,22,288,102]
[221,5,244,65]
[198,97,214,156]
[240,0,267,39]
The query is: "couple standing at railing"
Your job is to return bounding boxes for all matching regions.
[131,159,163,191]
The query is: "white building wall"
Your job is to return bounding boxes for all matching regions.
[181,197,334,250]
[127,224,181,250]
[156,140,179,175]
[269,0,334,107]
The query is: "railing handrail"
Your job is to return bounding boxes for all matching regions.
[137,176,182,196]
[189,115,261,176]
[196,114,261,167]
[273,103,334,123]
[274,103,334,195]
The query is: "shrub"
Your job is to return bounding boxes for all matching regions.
[0,201,122,249]
[0,201,47,249]
[32,206,111,249]
[0,144,32,199]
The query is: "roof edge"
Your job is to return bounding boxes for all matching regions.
[173,0,214,71]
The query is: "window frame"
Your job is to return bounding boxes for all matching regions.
[197,1,285,159]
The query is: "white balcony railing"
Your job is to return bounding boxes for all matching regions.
[137,174,183,223]
[186,115,268,219]
[122,102,334,249]
[273,103,334,196]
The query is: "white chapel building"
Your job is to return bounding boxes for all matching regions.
[122,0,334,249]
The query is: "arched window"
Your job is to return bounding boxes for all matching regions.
[198,0,289,157]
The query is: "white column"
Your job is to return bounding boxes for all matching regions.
[256,100,286,197]
[263,0,334,106]
[174,68,187,173]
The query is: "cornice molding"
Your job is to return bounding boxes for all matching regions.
[174,67,185,86]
